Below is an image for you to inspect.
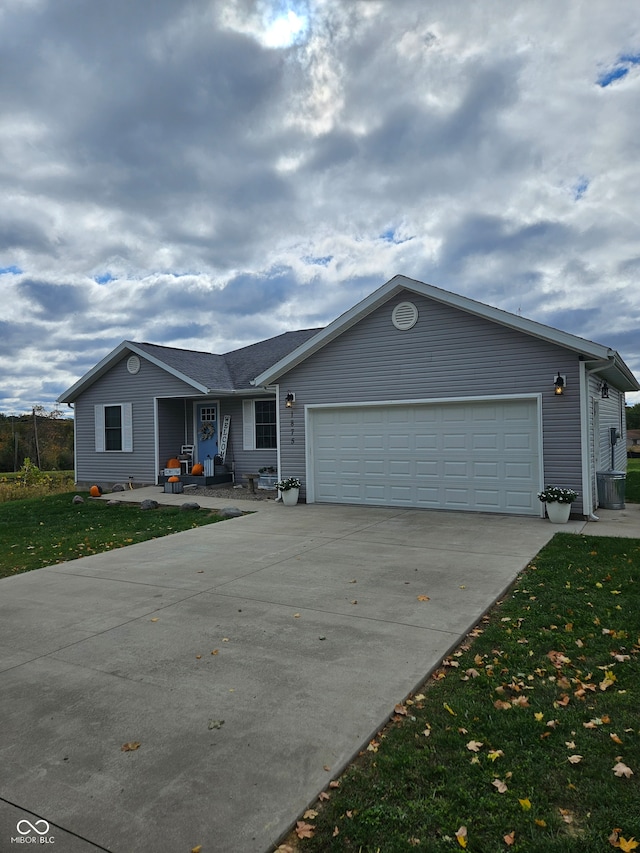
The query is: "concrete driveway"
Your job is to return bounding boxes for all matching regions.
[0,492,626,852]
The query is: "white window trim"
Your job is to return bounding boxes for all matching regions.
[242,398,277,451]
[95,403,133,452]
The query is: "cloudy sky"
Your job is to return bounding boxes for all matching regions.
[2,0,640,412]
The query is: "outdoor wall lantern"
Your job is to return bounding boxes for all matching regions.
[601,381,610,399]
[553,373,566,396]
[285,391,295,408]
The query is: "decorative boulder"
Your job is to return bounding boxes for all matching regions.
[180,502,201,511]
[219,506,243,518]
[111,483,125,492]
[140,499,159,510]
[72,495,85,504]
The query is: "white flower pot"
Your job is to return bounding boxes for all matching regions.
[545,501,571,523]
[280,487,299,506]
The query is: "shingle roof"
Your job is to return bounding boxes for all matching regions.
[133,329,322,392]
[133,343,233,390]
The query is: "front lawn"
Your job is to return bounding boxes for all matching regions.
[283,533,640,853]
[626,458,640,503]
[0,491,226,579]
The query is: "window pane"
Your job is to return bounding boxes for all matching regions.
[104,405,122,451]
[255,400,276,448]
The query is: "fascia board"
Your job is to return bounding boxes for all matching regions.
[252,278,406,386]
[252,273,638,388]
[57,341,209,403]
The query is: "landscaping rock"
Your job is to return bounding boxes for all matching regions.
[111,483,125,492]
[180,502,201,511]
[72,495,85,504]
[219,506,243,518]
[140,499,159,510]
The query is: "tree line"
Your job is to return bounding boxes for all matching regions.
[0,407,74,473]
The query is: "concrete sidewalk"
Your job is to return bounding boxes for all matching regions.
[1,490,638,852]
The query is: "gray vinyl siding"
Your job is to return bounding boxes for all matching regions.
[75,354,201,485]
[276,290,585,512]
[220,397,278,479]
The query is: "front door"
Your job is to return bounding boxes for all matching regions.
[196,403,218,469]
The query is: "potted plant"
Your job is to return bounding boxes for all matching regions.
[275,476,301,506]
[537,485,578,523]
[258,466,277,490]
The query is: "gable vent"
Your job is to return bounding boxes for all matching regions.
[127,355,141,375]
[392,301,418,330]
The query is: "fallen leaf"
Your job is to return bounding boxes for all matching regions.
[293,614,301,618]
[329,780,340,789]
[559,808,573,824]
[492,778,508,793]
[351,600,358,605]
[211,649,219,655]
[318,791,330,802]
[120,741,141,752]
[611,733,624,745]
[303,809,318,820]
[408,839,421,847]
[534,712,544,721]
[222,637,229,642]
[613,761,634,778]
[565,741,576,749]
[455,826,468,848]
[150,617,159,622]
[511,695,530,708]
[191,847,202,853]
[417,594,430,601]
[535,819,547,827]
[323,765,330,771]
[295,821,314,840]
[394,704,408,716]
[466,740,483,752]
[519,798,531,810]
[444,702,456,716]
[487,749,504,761]
[620,838,640,852]
[367,740,379,752]
[504,830,515,846]
[208,719,224,730]
[568,754,583,764]
[195,655,202,660]
[494,700,512,710]
[332,826,339,837]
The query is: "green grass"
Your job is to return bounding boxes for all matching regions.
[288,533,640,853]
[0,491,227,579]
[626,458,640,503]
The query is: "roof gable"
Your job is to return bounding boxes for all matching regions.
[252,275,640,391]
[58,329,323,403]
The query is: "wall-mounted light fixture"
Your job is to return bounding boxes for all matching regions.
[285,391,295,408]
[601,381,609,399]
[553,372,566,396]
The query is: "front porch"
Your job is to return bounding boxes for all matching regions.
[158,471,233,487]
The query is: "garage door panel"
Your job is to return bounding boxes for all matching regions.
[310,400,539,515]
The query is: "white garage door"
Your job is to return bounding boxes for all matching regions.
[309,399,540,515]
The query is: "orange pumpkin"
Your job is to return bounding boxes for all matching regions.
[191,463,204,476]
[167,458,181,469]
[89,485,102,497]
[168,475,180,483]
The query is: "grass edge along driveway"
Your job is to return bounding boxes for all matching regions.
[0,491,226,579]
[281,531,640,853]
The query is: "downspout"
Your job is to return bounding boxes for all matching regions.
[579,360,594,519]
[580,357,615,521]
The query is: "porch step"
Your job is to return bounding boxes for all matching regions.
[158,473,233,487]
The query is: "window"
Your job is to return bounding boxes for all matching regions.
[95,403,133,452]
[255,400,276,448]
[104,405,122,450]
[243,398,277,450]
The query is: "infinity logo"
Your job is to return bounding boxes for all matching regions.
[16,819,50,836]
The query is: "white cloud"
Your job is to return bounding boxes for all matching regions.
[0,0,638,411]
